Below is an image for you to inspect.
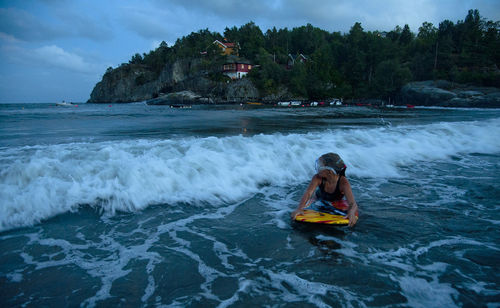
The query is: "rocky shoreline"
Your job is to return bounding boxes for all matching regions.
[399,80,500,108]
[88,60,500,108]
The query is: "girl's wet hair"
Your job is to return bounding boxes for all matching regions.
[316,153,346,176]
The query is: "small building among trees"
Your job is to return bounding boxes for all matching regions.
[213,39,240,56]
[223,56,253,79]
[287,53,308,69]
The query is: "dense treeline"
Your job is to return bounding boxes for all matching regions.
[124,9,499,100]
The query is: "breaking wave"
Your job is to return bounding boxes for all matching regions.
[1,118,499,231]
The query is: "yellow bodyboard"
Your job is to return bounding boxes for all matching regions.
[294,209,351,225]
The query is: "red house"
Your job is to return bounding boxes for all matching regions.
[223,56,253,79]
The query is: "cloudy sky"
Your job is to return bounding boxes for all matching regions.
[1,0,499,103]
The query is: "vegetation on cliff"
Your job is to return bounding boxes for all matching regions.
[100,9,499,102]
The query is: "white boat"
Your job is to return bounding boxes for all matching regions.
[310,101,319,106]
[290,101,301,106]
[277,101,290,107]
[56,101,77,107]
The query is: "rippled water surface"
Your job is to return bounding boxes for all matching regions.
[1,103,499,307]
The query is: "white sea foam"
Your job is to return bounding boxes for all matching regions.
[217,279,252,308]
[263,269,362,307]
[1,118,499,231]
[397,275,459,308]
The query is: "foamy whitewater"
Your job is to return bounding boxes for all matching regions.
[1,103,499,307]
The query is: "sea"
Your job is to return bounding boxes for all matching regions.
[0,102,499,307]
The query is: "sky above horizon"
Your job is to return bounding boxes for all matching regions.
[1,0,499,103]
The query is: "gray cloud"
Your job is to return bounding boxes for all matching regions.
[158,0,273,19]
[0,6,113,42]
[118,5,179,40]
[0,41,102,75]
[153,0,500,33]
[0,7,66,41]
[32,45,100,74]
[54,9,113,41]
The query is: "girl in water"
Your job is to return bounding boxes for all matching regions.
[291,153,359,227]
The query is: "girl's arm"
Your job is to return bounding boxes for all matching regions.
[340,177,358,227]
[291,175,320,218]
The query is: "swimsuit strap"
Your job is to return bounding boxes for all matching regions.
[334,175,342,195]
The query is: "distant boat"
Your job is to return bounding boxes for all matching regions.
[170,104,191,109]
[56,101,77,107]
[277,101,290,107]
[246,102,263,105]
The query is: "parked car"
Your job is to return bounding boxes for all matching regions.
[330,99,342,106]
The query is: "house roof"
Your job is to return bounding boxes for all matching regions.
[213,40,238,49]
[288,53,308,61]
[224,55,251,65]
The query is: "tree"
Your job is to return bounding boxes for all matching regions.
[387,25,402,42]
[373,60,412,97]
[399,24,413,45]
[344,22,368,96]
[231,22,265,61]
[289,63,307,97]
[129,53,143,64]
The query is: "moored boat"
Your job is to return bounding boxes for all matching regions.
[277,101,290,107]
[170,104,192,109]
[56,101,77,107]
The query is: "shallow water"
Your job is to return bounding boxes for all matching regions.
[1,103,499,307]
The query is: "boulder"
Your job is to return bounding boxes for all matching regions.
[146,91,203,105]
[400,80,500,108]
[401,81,456,106]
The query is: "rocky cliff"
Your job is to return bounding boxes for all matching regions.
[90,61,500,108]
[88,59,260,104]
[400,80,500,108]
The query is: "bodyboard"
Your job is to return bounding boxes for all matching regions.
[294,200,357,226]
[294,209,350,225]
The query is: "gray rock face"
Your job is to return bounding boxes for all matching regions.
[88,59,204,103]
[88,58,263,104]
[400,80,500,108]
[225,79,259,101]
[89,65,156,103]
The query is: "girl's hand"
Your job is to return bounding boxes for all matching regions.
[291,209,304,219]
[345,204,358,227]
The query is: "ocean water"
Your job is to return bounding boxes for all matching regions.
[0,103,499,307]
